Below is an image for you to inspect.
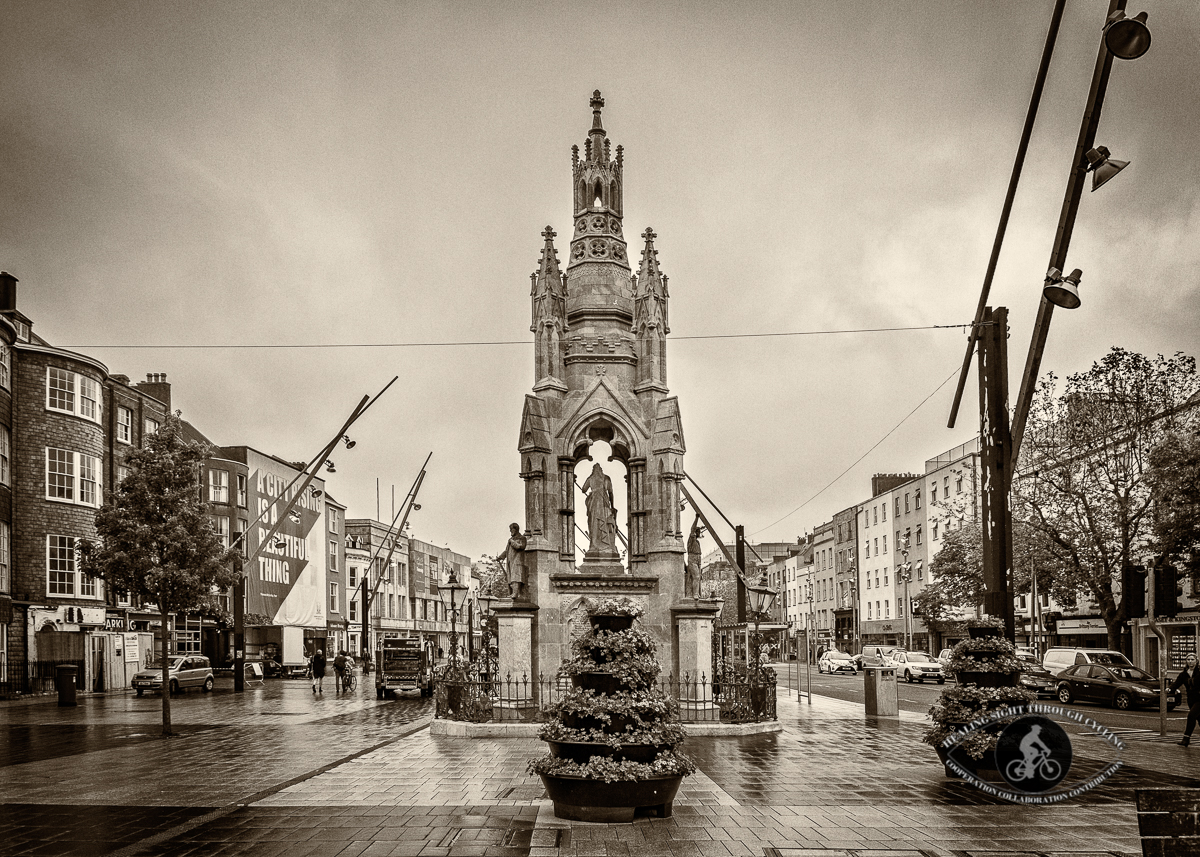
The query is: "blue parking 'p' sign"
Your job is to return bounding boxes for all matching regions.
[996,715,1072,793]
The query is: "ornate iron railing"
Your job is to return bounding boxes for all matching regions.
[433,665,777,724]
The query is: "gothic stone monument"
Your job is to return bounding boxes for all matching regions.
[506,92,717,686]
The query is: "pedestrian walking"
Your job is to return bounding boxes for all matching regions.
[311,648,327,694]
[1169,652,1199,747]
[333,650,348,692]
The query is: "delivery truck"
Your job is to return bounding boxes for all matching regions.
[376,636,431,698]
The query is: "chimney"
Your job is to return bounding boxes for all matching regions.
[0,272,16,312]
[136,373,172,411]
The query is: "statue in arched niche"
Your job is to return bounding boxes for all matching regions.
[582,463,618,555]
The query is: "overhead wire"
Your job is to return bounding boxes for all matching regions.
[751,363,966,537]
[61,322,979,350]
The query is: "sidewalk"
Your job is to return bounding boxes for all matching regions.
[3,681,1196,856]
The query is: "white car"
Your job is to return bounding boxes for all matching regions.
[132,655,214,696]
[817,651,858,675]
[893,651,946,684]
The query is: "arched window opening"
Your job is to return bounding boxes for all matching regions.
[573,440,628,569]
[593,180,604,209]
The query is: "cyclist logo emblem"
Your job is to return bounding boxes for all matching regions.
[996,715,1071,793]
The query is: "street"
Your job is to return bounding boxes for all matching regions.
[771,663,1190,740]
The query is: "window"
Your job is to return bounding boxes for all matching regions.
[873,538,878,555]
[931,482,938,503]
[327,506,341,534]
[895,497,900,517]
[348,565,358,589]
[117,407,132,444]
[144,418,160,442]
[915,489,921,510]
[884,571,889,585]
[0,521,8,592]
[956,473,963,494]
[868,602,873,620]
[208,469,229,504]
[46,368,101,422]
[47,535,101,599]
[917,560,924,580]
[916,526,923,546]
[898,598,904,617]
[866,574,871,589]
[329,583,339,614]
[944,476,950,496]
[349,597,358,622]
[904,493,910,513]
[881,504,887,522]
[885,600,890,618]
[883,535,888,554]
[932,520,939,540]
[117,464,129,485]
[0,425,8,486]
[0,343,9,389]
[46,448,101,507]
[211,515,230,549]
[329,540,338,573]
[873,507,878,525]
[236,474,247,508]
[388,594,395,618]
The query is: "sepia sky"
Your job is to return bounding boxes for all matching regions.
[2,1,1198,561]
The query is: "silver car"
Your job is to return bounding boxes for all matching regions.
[132,655,214,696]
[893,651,946,684]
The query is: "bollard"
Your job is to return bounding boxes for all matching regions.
[863,666,898,717]
[56,665,78,707]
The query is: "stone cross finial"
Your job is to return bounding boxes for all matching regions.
[642,228,656,243]
[542,226,556,242]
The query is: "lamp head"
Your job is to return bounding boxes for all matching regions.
[1044,267,1082,310]
[342,435,356,449]
[1104,10,1151,60]
[1085,146,1129,192]
[325,460,336,473]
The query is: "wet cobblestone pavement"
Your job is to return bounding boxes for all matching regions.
[3,680,1196,856]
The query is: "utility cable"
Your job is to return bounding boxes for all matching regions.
[61,322,985,350]
[751,363,965,537]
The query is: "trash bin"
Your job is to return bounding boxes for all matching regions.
[863,666,898,717]
[56,665,78,707]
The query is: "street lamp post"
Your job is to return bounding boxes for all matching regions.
[437,568,470,671]
[897,536,913,651]
[477,592,496,679]
[745,570,778,664]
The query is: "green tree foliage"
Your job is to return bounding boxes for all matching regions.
[78,413,238,735]
[1015,348,1199,650]
[1148,425,1200,581]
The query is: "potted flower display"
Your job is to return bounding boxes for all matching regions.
[923,628,1034,777]
[527,597,696,822]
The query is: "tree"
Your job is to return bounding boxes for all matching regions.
[79,413,238,736]
[1015,348,1199,651]
[914,516,1072,632]
[1147,423,1200,583]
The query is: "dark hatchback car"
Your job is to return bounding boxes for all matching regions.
[1055,663,1178,711]
[1017,656,1057,698]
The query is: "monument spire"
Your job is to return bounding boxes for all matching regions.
[634,227,669,393]
[531,225,567,391]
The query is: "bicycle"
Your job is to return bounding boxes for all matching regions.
[1005,753,1060,782]
[340,665,357,693]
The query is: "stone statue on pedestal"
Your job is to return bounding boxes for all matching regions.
[582,463,618,556]
[685,514,704,599]
[499,523,527,598]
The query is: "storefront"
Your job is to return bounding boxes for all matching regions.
[1132,614,1198,676]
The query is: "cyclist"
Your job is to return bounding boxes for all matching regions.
[1013,724,1052,780]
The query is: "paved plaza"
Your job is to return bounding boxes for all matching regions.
[2,676,1197,857]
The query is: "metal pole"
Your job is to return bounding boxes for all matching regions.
[1010,0,1126,464]
[233,559,245,693]
[1147,562,1169,737]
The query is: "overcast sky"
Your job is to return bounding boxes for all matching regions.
[3,1,1198,561]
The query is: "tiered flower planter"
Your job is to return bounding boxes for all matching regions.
[924,626,1033,779]
[528,601,695,823]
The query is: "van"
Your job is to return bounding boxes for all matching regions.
[1042,647,1132,675]
[859,645,902,667]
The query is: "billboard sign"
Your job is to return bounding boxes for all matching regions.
[243,450,326,628]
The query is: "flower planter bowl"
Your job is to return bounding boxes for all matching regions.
[539,772,682,822]
[955,670,1017,689]
[934,743,997,779]
[572,671,624,695]
[968,626,1003,640]
[589,614,635,633]
[560,712,636,733]
[546,740,673,764]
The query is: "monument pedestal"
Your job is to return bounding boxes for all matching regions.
[494,600,540,715]
[672,598,723,718]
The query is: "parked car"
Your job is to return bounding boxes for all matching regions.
[132,655,214,696]
[937,648,954,673]
[1042,647,1132,674]
[1055,663,1178,711]
[818,651,858,675]
[1016,656,1057,698]
[892,651,946,684]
